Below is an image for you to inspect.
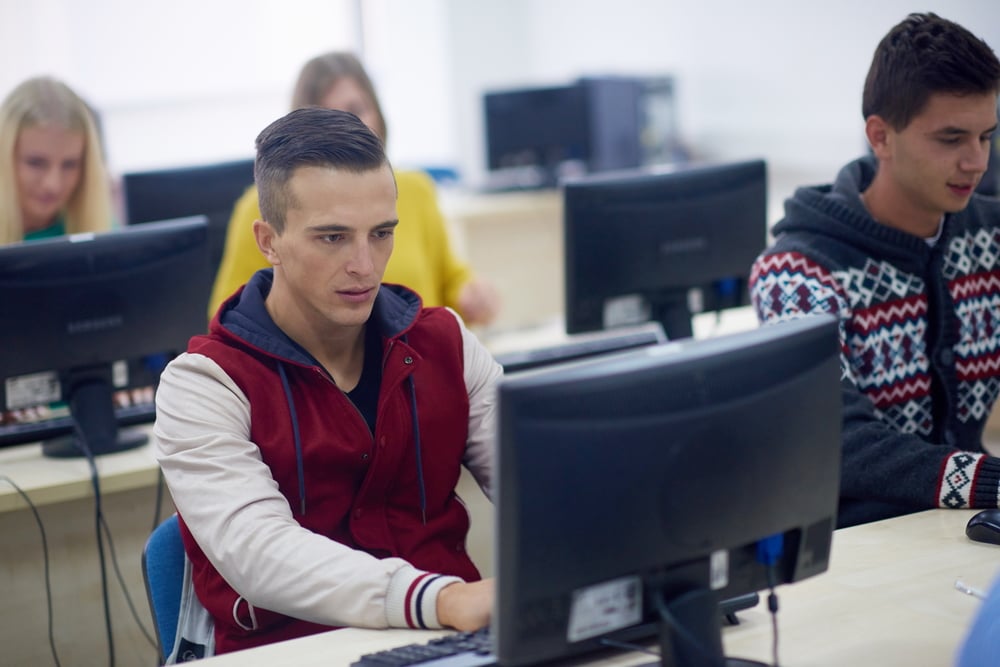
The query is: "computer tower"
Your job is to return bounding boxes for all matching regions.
[483,75,680,189]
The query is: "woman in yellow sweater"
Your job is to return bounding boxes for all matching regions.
[209,52,500,325]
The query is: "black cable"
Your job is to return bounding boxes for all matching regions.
[765,566,781,667]
[98,513,157,648]
[0,474,63,667]
[73,425,115,667]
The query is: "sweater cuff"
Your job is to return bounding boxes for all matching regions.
[972,455,1000,508]
[385,565,464,629]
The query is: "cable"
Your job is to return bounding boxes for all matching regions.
[73,423,115,667]
[98,513,157,649]
[756,535,784,667]
[0,474,63,667]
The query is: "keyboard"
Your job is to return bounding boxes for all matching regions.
[352,627,495,667]
[350,593,759,667]
[493,322,667,375]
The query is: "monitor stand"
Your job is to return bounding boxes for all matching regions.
[42,378,149,459]
[647,588,768,667]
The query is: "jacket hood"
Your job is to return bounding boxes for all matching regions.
[773,156,934,264]
[211,268,423,366]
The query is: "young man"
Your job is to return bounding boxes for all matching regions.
[750,13,1000,528]
[153,107,500,654]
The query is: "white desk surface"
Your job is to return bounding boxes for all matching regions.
[196,508,1000,667]
[0,424,159,513]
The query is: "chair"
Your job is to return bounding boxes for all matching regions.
[142,514,186,664]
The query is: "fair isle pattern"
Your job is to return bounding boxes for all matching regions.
[751,251,934,435]
[951,272,1000,422]
[939,451,984,509]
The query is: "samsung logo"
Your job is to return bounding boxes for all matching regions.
[659,237,708,256]
[67,315,124,335]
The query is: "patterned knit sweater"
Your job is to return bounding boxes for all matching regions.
[750,156,1000,527]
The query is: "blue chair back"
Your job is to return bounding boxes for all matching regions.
[142,514,185,663]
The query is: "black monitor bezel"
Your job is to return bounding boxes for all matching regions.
[563,159,767,340]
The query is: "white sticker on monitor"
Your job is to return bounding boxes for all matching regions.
[566,575,642,643]
[112,360,129,388]
[5,371,61,410]
[603,294,650,329]
[709,550,729,590]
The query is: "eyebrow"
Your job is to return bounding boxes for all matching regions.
[307,219,399,233]
[931,123,998,137]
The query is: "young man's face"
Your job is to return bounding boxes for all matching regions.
[259,164,398,332]
[880,92,997,218]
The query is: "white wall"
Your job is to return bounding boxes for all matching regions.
[436,0,1000,201]
[0,0,362,173]
[3,0,999,205]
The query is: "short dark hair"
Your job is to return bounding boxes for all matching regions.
[863,12,1000,130]
[254,107,390,232]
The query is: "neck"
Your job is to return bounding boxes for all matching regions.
[264,286,366,390]
[861,175,942,239]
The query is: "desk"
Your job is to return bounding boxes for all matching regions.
[195,509,1000,666]
[0,428,169,666]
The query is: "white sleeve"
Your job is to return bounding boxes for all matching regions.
[152,353,460,630]
[448,309,503,501]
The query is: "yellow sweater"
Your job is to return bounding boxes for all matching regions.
[208,169,473,319]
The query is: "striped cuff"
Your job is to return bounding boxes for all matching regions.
[972,455,1000,508]
[385,565,463,629]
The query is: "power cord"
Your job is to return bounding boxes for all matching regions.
[756,534,784,667]
[98,513,157,649]
[73,425,116,667]
[0,474,63,667]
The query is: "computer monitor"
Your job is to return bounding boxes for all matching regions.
[0,216,211,458]
[563,159,767,340]
[122,157,255,274]
[494,315,841,667]
[484,83,591,189]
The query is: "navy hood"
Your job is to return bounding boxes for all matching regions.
[213,268,423,366]
[773,156,935,267]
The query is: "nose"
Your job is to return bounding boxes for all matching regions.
[40,165,67,193]
[961,139,992,175]
[345,238,376,276]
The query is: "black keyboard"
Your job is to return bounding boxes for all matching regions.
[352,627,495,667]
[350,593,759,667]
[493,323,667,375]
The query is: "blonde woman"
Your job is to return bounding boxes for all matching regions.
[209,52,501,326]
[0,76,112,244]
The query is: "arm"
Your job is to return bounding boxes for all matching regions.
[206,187,270,319]
[452,308,503,500]
[750,250,1000,514]
[153,353,463,630]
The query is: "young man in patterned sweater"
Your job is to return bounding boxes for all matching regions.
[750,13,1000,527]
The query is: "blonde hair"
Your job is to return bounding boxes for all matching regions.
[291,52,388,143]
[0,76,112,244]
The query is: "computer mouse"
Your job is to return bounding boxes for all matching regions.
[966,509,1000,545]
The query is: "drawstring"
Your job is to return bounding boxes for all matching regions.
[407,374,428,525]
[277,363,307,515]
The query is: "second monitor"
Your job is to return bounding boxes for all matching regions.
[563,159,767,340]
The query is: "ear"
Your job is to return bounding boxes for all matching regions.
[253,219,281,266]
[865,115,892,161]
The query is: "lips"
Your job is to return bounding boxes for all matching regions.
[948,182,975,197]
[337,286,377,303]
